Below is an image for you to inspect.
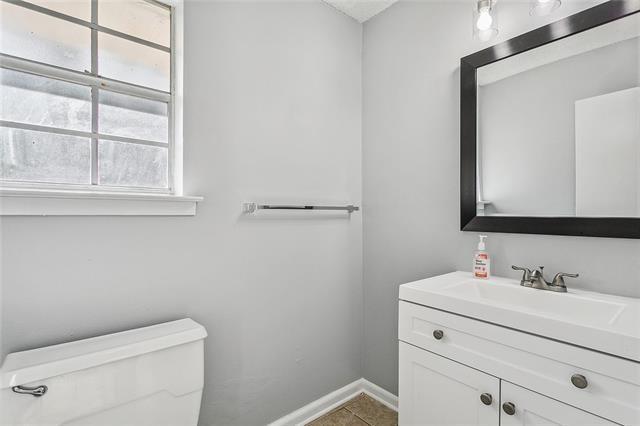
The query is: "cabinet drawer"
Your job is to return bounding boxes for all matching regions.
[399,301,640,425]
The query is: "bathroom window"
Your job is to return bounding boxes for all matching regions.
[0,0,179,193]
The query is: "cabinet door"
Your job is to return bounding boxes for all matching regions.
[500,382,617,426]
[399,341,499,426]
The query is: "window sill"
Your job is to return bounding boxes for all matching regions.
[0,188,203,216]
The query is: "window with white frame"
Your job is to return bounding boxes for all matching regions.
[0,0,176,193]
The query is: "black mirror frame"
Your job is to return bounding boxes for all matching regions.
[460,0,640,239]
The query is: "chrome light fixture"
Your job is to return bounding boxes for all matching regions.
[530,0,561,16]
[473,0,498,41]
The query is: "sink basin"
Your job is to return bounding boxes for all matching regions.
[399,271,640,362]
[442,279,627,326]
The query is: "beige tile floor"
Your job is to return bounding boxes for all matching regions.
[306,393,398,426]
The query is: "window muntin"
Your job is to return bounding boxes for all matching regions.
[0,0,173,192]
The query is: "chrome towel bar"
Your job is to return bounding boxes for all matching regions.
[242,202,359,214]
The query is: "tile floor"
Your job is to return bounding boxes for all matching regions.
[306,393,398,426]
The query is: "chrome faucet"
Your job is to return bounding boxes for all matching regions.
[512,265,578,293]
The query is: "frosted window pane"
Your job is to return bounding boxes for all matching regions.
[29,0,91,21]
[98,33,170,91]
[0,127,90,184]
[99,0,170,47]
[99,90,168,143]
[1,68,91,132]
[0,2,91,71]
[99,141,167,188]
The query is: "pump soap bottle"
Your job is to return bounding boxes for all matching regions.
[473,235,490,279]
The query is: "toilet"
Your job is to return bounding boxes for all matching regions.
[0,319,207,426]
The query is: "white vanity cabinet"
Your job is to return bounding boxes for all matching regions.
[398,273,640,426]
[399,341,615,426]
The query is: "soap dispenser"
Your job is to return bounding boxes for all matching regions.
[473,235,491,279]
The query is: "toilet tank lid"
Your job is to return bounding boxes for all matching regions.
[0,318,207,388]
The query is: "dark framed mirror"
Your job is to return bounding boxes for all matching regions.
[461,0,640,239]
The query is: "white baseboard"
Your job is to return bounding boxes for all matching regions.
[360,379,398,411]
[268,378,398,426]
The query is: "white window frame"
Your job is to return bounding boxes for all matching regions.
[0,0,201,215]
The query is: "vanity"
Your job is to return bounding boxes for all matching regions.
[398,2,640,423]
[397,272,640,426]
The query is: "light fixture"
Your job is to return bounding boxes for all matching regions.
[473,0,498,42]
[530,0,561,16]
[476,8,493,31]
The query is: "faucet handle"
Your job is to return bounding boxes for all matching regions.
[512,265,532,286]
[551,272,579,287]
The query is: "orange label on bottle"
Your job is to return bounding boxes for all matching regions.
[474,254,490,279]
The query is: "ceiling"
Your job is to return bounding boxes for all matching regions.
[323,0,399,23]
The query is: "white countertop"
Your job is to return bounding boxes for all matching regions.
[399,271,640,362]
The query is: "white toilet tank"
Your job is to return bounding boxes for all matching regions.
[0,318,207,426]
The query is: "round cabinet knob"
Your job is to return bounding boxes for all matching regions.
[480,393,492,405]
[433,329,444,340]
[502,402,516,416]
[571,374,588,389]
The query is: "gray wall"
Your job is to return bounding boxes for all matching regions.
[362,0,640,395]
[0,2,362,425]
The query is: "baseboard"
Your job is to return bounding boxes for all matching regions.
[268,378,398,426]
[360,379,398,411]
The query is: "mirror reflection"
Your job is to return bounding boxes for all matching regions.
[477,13,639,218]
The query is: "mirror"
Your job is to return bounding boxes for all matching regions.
[477,13,639,218]
[460,1,640,238]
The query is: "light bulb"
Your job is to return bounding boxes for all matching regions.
[476,9,493,31]
[473,0,497,41]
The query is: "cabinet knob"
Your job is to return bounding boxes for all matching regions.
[480,393,492,405]
[571,374,588,389]
[502,402,516,415]
[433,329,444,340]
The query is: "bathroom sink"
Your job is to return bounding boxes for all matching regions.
[399,272,640,362]
[442,279,627,326]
